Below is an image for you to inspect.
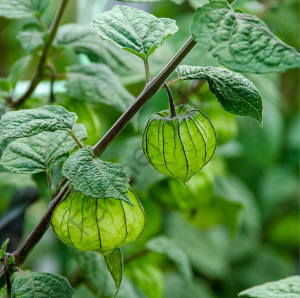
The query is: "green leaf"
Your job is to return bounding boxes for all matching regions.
[116,0,185,4]
[1,124,87,174]
[7,56,32,88]
[57,24,143,81]
[105,248,124,298]
[190,0,300,73]
[125,261,163,298]
[61,148,132,205]
[0,105,77,143]
[11,271,75,298]
[0,286,8,297]
[238,276,300,298]
[18,28,45,54]
[0,0,50,19]
[65,63,135,112]
[0,239,9,258]
[68,248,116,297]
[146,235,193,284]
[165,213,230,278]
[176,65,263,124]
[93,5,178,59]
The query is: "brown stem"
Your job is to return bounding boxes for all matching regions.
[0,182,70,279]
[93,37,197,157]
[47,63,56,103]
[12,0,69,109]
[4,255,11,295]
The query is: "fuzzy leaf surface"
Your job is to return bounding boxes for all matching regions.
[176,65,263,123]
[11,270,75,298]
[1,124,87,174]
[0,0,50,19]
[62,148,132,204]
[191,0,300,73]
[238,276,300,298]
[93,5,178,59]
[65,63,135,112]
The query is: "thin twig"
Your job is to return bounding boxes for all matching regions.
[36,15,48,31]
[144,58,151,83]
[4,255,11,295]
[46,63,56,103]
[12,0,69,109]
[164,83,176,118]
[68,131,84,148]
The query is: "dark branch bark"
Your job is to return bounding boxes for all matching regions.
[12,0,69,109]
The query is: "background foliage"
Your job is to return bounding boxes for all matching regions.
[0,0,299,297]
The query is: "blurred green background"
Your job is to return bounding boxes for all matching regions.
[0,0,299,297]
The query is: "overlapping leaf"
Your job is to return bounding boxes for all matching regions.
[176,65,263,124]
[62,148,132,204]
[7,56,32,88]
[191,0,300,73]
[146,235,192,284]
[93,5,178,59]
[0,0,50,19]
[238,276,300,298]
[105,248,124,298]
[57,24,143,79]
[65,63,135,111]
[0,105,77,143]
[18,25,45,54]
[11,270,75,298]
[1,124,87,174]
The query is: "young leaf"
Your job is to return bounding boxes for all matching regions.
[0,238,9,258]
[146,235,192,284]
[56,24,143,80]
[105,248,124,298]
[1,124,87,174]
[191,1,300,73]
[18,28,45,54]
[68,248,116,297]
[7,56,32,88]
[0,0,50,19]
[238,275,300,298]
[93,5,178,59]
[11,271,75,298]
[65,63,135,112]
[176,65,263,124]
[61,148,132,205]
[0,105,77,143]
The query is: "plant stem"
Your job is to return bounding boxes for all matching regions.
[164,83,176,118]
[68,131,84,148]
[36,15,48,31]
[4,255,11,295]
[93,37,197,157]
[0,37,197,279]
[144,58,150,83]
[0,183,70,279]
[12,0,69,109]
[47,63,56,103]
